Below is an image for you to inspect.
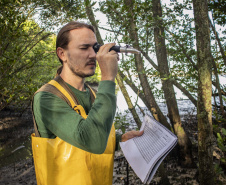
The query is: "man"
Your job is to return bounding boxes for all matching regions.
[32,21,143,185]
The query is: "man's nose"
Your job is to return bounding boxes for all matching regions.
[89,47,96,58]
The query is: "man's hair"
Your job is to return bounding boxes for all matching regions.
[56,21,95,64]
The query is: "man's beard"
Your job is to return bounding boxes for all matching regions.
[68,61,96,78]
[67,52,96,78]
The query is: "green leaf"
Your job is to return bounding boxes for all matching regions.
[222,128,226,136]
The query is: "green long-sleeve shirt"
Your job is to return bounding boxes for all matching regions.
[33,80,121,154]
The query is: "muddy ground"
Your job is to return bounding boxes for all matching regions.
[0,108,225,185]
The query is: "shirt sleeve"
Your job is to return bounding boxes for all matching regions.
[33,81,116,154]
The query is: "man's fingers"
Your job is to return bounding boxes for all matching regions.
[136,130,144,136]
[121,130,144,142]
[98,43,116,53]
[132,130,144,137]
[109,50,118,55]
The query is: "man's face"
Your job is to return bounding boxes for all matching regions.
[64,28,97,78]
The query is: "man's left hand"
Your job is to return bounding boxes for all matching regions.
[121,130,144,142]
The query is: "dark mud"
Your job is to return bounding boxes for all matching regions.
[0,108,225,185]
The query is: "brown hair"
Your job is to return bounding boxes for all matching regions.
[56,21,95,64]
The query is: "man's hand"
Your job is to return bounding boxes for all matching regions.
[96,43,119,82]
[121,130,144,142]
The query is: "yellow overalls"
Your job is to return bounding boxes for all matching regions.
[31,79,116,185]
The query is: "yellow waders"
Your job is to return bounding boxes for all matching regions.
[31,78,116,185]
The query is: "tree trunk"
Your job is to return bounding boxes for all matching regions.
[85,0,143,129]
[208,17,225,117]
[123,0,171,183]
[171,79,197,106]
[193,0,215,184]
[208,16,226,66]
[152,0,194,167]
[124,0,170,130]
[211,54,225,117]
[85,1,103,45]
[118,70,149,109]
[116,74,142,129]
[141,49,198,106]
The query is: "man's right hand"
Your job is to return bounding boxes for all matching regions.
[96,43,119,82]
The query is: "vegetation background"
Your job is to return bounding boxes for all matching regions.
[0,0,225,184]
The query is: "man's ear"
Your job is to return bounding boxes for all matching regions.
[56,47,67,63]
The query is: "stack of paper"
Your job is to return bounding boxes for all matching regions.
[120,114,178,183]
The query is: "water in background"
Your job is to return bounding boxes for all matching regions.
[116,75,225,112]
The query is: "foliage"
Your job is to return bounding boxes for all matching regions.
[2,0,224,113]
[85,64,101,83]
[98,0,225,111]
[31,0,87,29]
[0,0,59,110]
[217,128,226,152]
[114,111,131,134]
[215,128,226,183]
[209,0,226,26]
[213,113,226,178]
[0,0,101,111]
[0,0,225,182]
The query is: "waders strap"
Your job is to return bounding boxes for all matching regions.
[48,80,78,108]
[53,76,80,105]
[32,76,96,137]
[85,84,96,103]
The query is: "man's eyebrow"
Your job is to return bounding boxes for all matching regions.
[79,42,98,47]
